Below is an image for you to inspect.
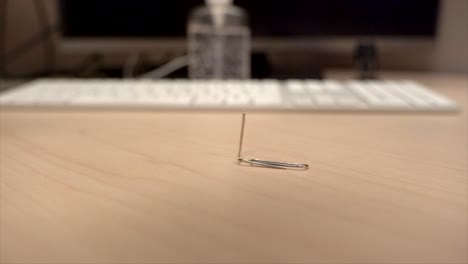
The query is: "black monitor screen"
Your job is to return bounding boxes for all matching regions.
[59,0,439,38]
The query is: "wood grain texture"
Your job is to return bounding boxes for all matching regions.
[0,72,467,263]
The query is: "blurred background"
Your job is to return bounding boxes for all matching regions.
[1,0,467,80]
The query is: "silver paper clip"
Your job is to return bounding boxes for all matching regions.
[237,113,309,170]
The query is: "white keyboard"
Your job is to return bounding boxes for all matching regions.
[0,79,458,112]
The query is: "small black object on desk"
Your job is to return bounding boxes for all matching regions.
[354,40,379,80]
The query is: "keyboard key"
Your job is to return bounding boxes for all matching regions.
[305,81,324,93]
[292,97,313,106]
[285,81,305,93]
[323,80,344,93]
[315,95,335,106]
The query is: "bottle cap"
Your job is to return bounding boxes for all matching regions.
[206,0,232,5]
[206,0,232,27]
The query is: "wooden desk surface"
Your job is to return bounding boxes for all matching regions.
[1,72,467,264]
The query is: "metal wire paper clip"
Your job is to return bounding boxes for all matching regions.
[237,113,309,170]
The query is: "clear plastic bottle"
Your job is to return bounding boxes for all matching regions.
[187,0,250,79]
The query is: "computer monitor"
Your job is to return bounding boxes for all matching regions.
[57,0,440,54]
